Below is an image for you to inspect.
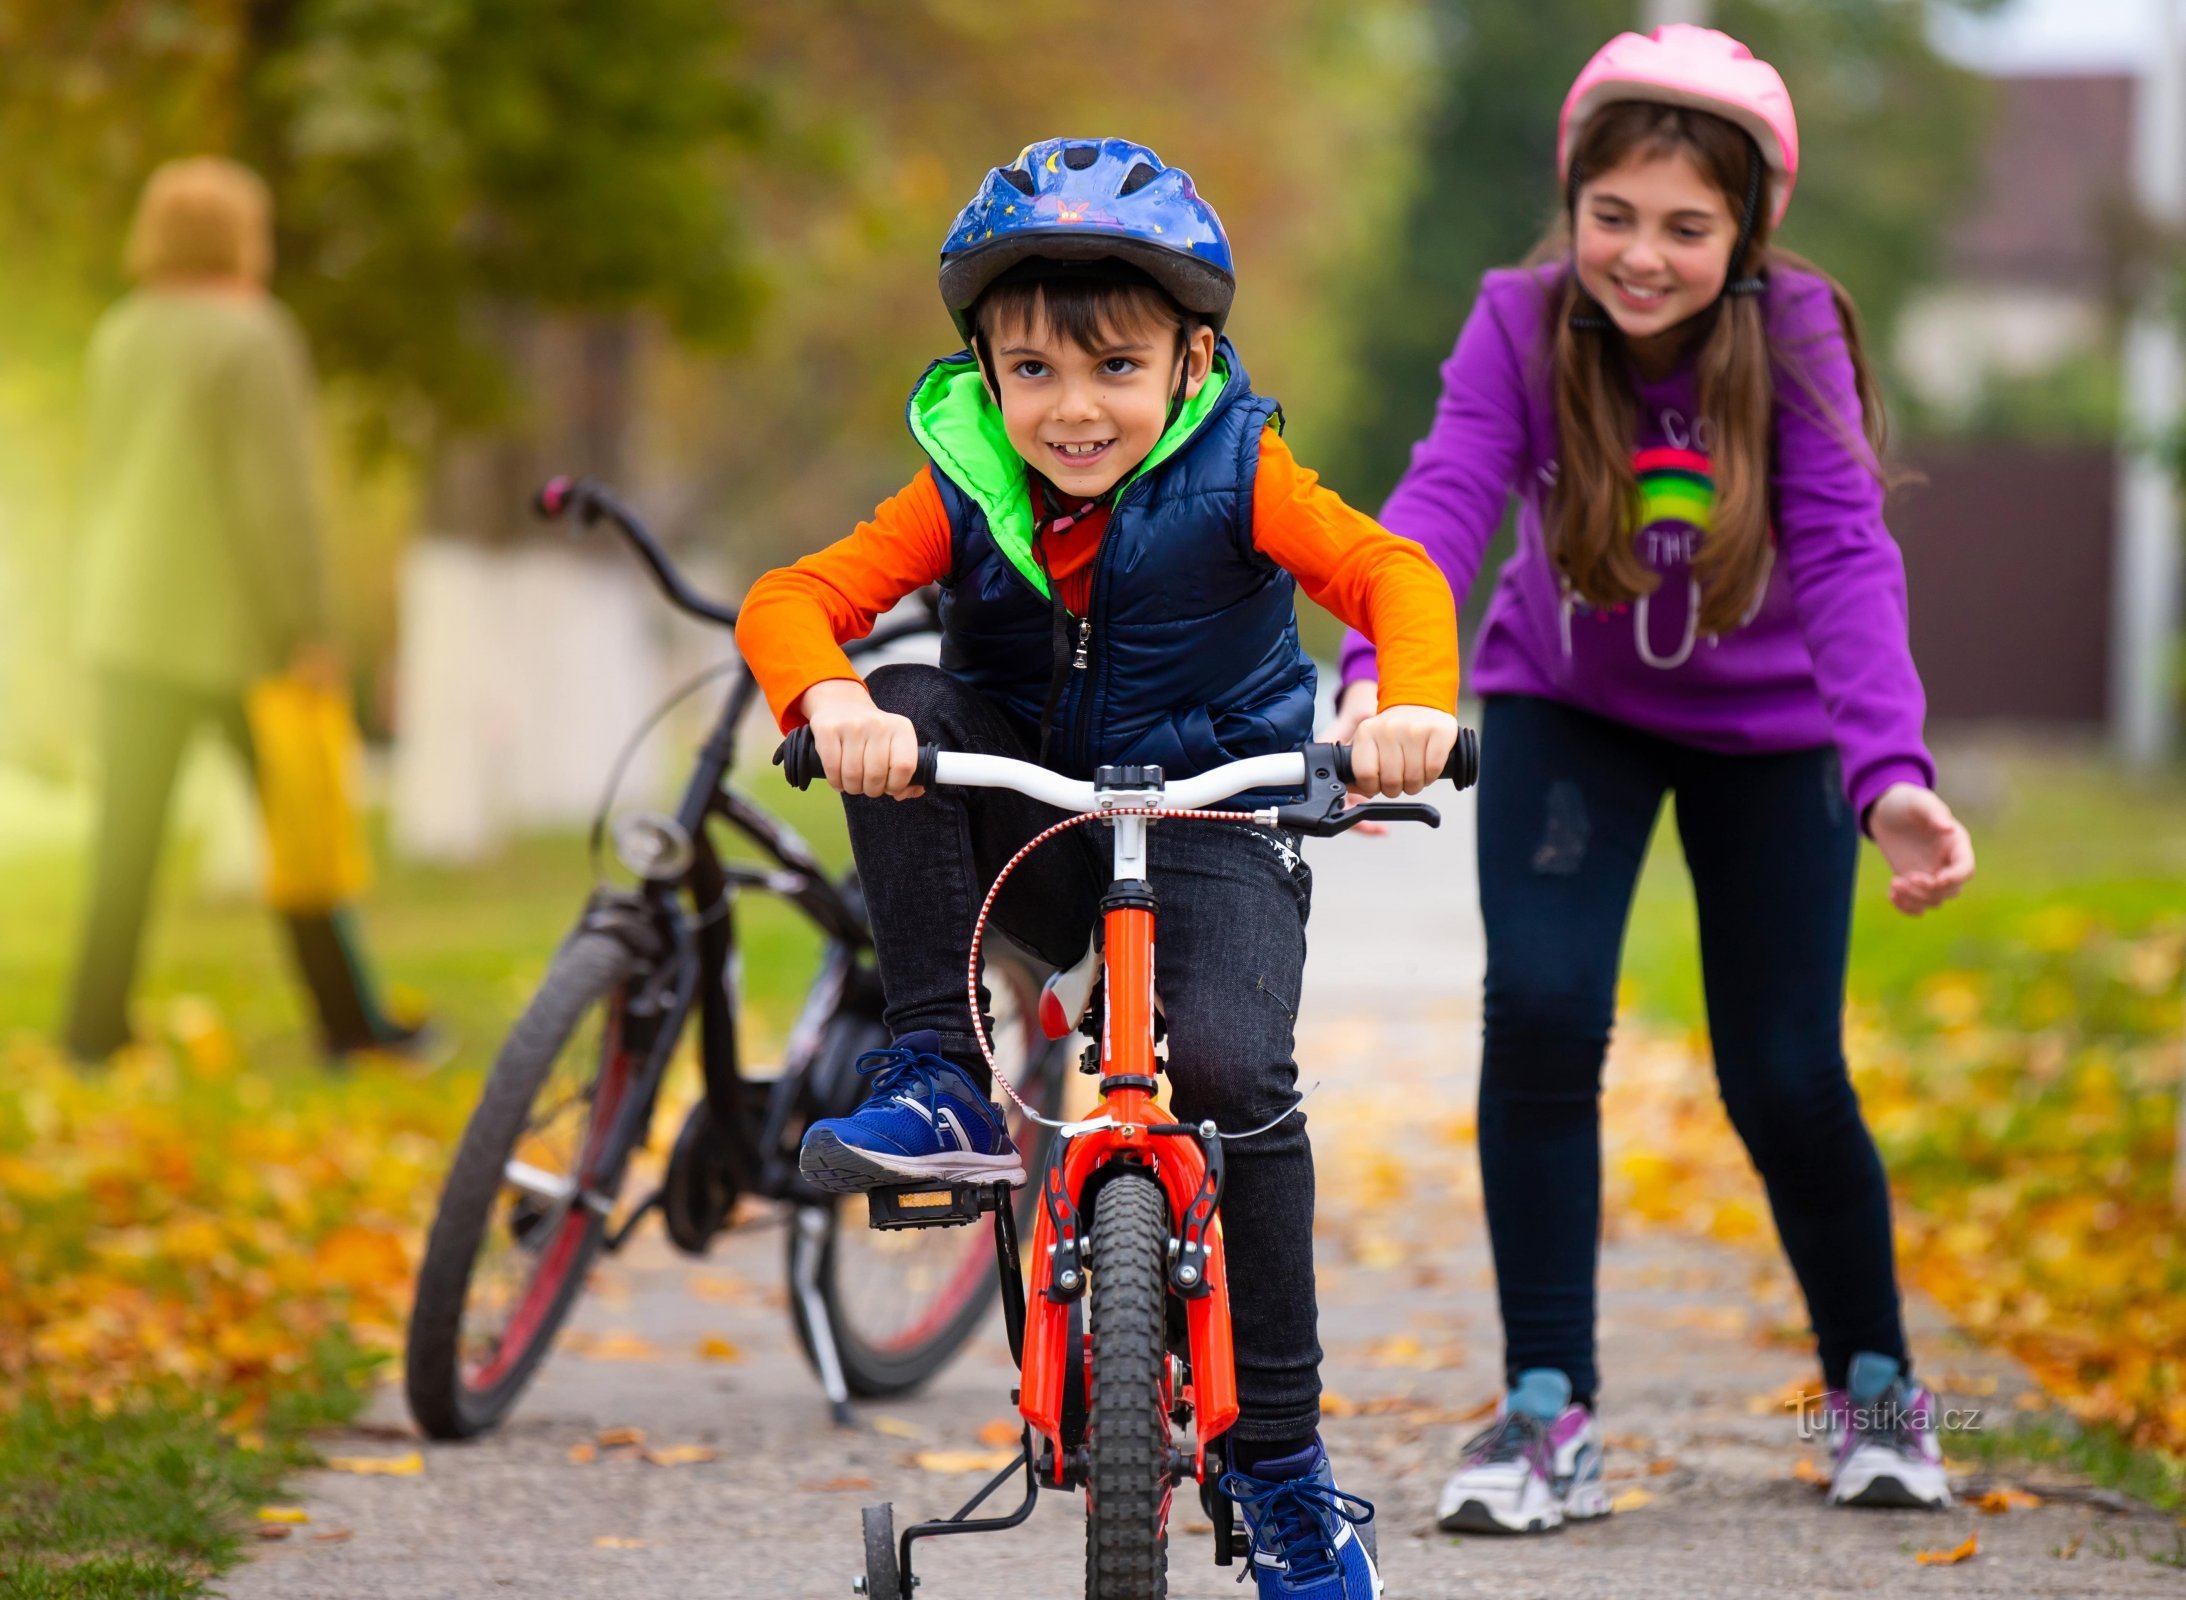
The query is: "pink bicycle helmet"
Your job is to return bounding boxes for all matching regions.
[1559,25,1799,228]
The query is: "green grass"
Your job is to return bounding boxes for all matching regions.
[0,1340,376,1599]
[1619,741,2186,1028]
[1618,740,2186,1512]
[1959,1414,2186,1518]
[0,758,854,1594]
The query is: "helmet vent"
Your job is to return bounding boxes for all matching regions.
[999,166,1036,196]
[1062,144,1099,170]
[1118,161,1160,195]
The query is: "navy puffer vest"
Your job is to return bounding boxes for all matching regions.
[907,339,1316,780]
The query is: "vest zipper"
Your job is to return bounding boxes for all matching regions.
[1071,615,1091,670]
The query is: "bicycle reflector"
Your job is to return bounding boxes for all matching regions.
[612,812,694,881]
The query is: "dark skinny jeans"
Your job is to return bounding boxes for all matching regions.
[1476,693,1910,1402]
[842,663,1323,1444]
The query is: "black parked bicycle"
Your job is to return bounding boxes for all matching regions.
[404,476,1070,1439]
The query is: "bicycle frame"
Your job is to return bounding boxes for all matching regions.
[1017,799,1239,1483]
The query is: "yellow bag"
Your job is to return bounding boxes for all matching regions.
[245,677,373,913]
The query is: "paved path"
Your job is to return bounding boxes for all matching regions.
[227,801,2185,1598]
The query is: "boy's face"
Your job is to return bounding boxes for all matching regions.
[1572,147,1737,343]
[981,297,1217,499]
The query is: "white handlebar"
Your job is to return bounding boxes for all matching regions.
[929,751,1309,814]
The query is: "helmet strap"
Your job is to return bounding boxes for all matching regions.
[1718,134,1769,303]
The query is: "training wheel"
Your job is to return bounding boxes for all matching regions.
[856,1502,901,1598]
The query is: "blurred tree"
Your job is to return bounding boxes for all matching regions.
[1320,0,1992,515]
[637,1,1437,567]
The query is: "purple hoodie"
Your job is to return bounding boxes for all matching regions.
[1341,263,1934,822]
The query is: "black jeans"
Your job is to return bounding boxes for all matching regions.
[846,664,1322,1443]
[1475,693,1909,1402]
[62,672,399,1060]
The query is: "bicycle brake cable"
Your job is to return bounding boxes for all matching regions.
[967,806,1313,1141]
[586,658,748,885]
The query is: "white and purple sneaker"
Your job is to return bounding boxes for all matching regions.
[1823,1352,1951,1510]
[1435,1369,1609,1535]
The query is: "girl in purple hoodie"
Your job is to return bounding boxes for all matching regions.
[1327,26,1976,1533]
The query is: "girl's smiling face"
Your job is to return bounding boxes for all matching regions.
[982,291,1214,498]
[1572,146,1739,354]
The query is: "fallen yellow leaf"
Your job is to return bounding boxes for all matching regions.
[976,1417,1021,1448]
[325,1452,423,1477]
[1609,1488,1653,1512]
[257,1506,310,1524]
[256,1525,292,1542]
[311,1529,354,1544]
[1320,1392,1359,1419]
[802,1475,876,1492]
[644,1445,719,1467]
[1790,1458,1828,1487]
[912,1448,1018,1474]
[1647,1458,1679,1477]
[594,1536,647,1549]
[1972,1487,2043,1514]
[567,1443,598,1464]
[1914,1534,1978,1566]
[596,1426,646,1448]
[696,1335,741,1363]
[576,1333,658,1362]
[872,1416,920,1439]
[684,1271,748,1303]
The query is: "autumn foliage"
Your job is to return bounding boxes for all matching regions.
[0,1006,463,1418]
[1606,912,2186,1458]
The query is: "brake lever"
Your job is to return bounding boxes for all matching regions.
[1317,801,1441,836]
[1270,741,1442,837]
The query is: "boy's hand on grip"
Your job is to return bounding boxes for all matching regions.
[1349,704,1459,799]
[796,679,926,800]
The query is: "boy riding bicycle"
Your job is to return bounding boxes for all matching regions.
[735,136,1457,1598]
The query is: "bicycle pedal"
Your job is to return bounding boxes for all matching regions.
[864,1182,990,1230]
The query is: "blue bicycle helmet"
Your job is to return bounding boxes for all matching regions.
[939,136,1236,343]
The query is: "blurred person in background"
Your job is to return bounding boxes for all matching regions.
[60,156,430,1067]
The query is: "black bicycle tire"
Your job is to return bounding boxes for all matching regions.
[1084,1169,1171,1600]
[860,1503,901,1600]
[405,931,645,1440]
[787,961,1067,1398]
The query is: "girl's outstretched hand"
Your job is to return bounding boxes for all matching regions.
[1868,783,1974,916]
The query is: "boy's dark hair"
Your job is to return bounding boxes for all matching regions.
[969,258,1197,357]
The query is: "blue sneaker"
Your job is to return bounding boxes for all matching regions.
[797,1031,1025,1193]
[1221,1440,1381,1599]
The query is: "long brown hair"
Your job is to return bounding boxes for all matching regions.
[1529,102,1890,635]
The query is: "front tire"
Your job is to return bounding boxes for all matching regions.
[1084,1169,1172,1600]
[406,932,650,1439]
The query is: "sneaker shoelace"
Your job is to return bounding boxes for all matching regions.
[1217,1471,1374,1585]
[852,1043,1006,1141]
[1458,1409,1548,1472]
[1871,1384,1932,1461]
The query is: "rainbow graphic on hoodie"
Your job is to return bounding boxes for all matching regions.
[1633,446,1713,536]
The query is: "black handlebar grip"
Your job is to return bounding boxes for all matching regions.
[773,727,823,790]
[1331,726,1479,791]
[772,729,942,793]
[1445,726,1479,790]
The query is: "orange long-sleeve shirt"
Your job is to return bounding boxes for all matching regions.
[736,429,1458,732]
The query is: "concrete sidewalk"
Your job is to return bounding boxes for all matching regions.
[226,802,2185,1598]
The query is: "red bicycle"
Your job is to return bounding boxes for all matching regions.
[776,726,1476,1597]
